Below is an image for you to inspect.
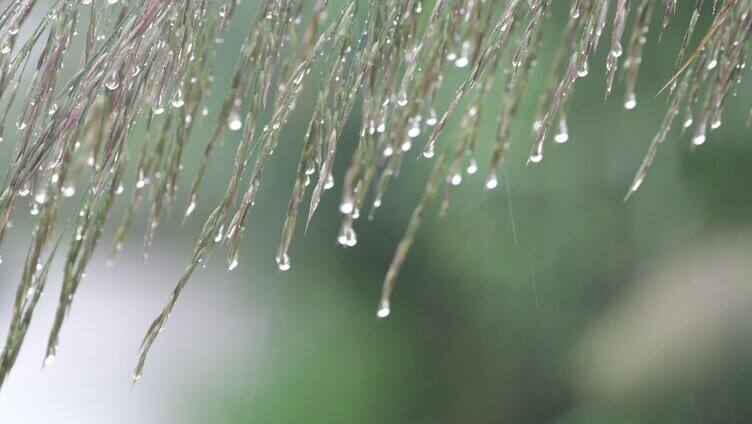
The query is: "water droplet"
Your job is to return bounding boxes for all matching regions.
[426,108,438,126]
[339,201,354,215]
[228,110,242,131]
[62,185,76,197]
[397,93,408,107]
[324,174,335,190]
[43,353,56,367]
[171,88,184,108]
[466,159,478,175]
[276,253,291,271]
[529,145,543,163]
[185,199,196,217]
[228,258,238,271]
[377,299,391,318]
[554,118,569,143]
[485,174,498,190]
[105,72,120,91]
[611,42,623,58]
[407,123,421,138]
[577,60,589,78]
[692,134,706,146]
[337,226,357,247]
[624,94,637,110]
[554,132,569,144]
[450,173,462,186]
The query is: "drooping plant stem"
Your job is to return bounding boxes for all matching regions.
[0,0,748,387]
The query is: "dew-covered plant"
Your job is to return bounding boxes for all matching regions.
[0,0,749,388]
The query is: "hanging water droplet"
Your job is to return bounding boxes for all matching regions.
[624,93,637,110]
[218,4,227,17]
[554,118,569,144]
[43,353,56,367]
[529,144,543,163]
[710,119,721,130]
[339,200,354,215]
[228,109,242,131]
[397,93,408,107]
[171,88,184,108]
[611,42,623,58]
[153,98,165,115]
[408,121,421,138]
[105,72,120,91]
[422,143,435,158]
[450,173,462,186]
[228,258,238,271]
[62,185,76,197]
[577,60,589,78]
[426,108,438,126]
[377,299,391,318]
[337,226,357,247]
[485,173,498,190]
[466,159,478,175]
[18,186,31,197]
[185,198,196,217]
[276,253,291,271]
[692,134,706,146]
[316,173,331,191]
[631,174,645,192]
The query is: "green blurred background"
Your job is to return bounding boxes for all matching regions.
[2,1,752,423]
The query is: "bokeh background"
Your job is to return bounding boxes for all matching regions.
[1,1,752,422]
